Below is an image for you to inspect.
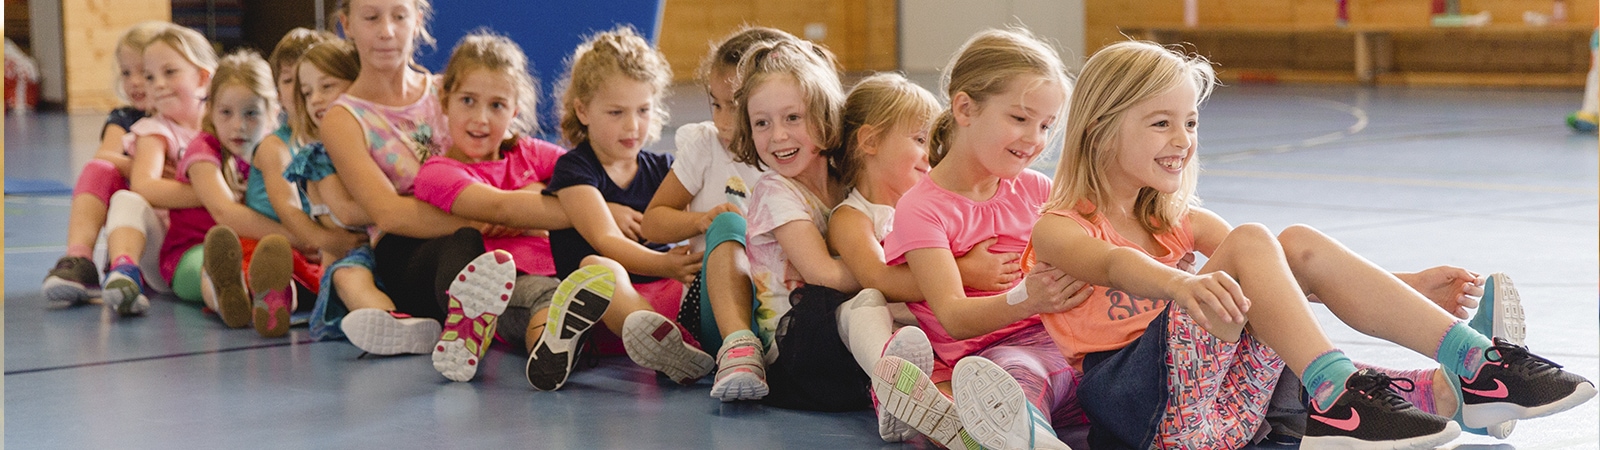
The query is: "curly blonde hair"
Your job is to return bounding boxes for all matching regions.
[556,26,672,148]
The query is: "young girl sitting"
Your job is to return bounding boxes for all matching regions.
[1026,40,1595,449]
[42,20,169,305]
[529,26,714,391]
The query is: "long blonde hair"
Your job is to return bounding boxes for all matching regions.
[728,39,845,173]
[556,25,672,148]
[838,72,940,190]
[146,25,219,81]
[441,30,540,138]
[290,40,360,145]
[202,50,278,138]
[929,28,1071,167]
[1042,40,1216,235]
[113,21,172,103]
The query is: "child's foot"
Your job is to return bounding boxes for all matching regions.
[203,226,251,328]
[343,308,440,355]
[432,250,516,382]
[1567,110,1598,133]
[872,355,972,448]
[1450,272,1526,438]
[247,235,296,338]
[709,331,768,401]
[876,327,935,442]
[1303,369,1460,449]
[1458,338,1597,428]
[952,356,1069,450]
[623,310,715,385]
[102,263,149,316]
[526,265,614,391]
[42,255,100,306]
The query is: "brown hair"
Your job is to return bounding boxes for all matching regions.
[440,30,541,138]
[268,28,337,81]
[290,40,360,145]
[928,28,1070,166]
[728,39,845,175]
[556,25,673,148]
[202,50,278,137]
[113,21,172,103]
[697,26,798,86]
[838,72,940,190]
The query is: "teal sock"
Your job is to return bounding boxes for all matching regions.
[1303,350,1359,412]
[1435,321,1493,379]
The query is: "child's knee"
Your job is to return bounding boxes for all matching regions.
[1223,223,1281,253]
[579,255,626,275]
[1275,224,1325,265]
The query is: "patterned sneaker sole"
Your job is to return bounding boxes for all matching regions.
[709,368,769,402]
[203,227,251,328]
[623,311,715,385]
[433,251,517,382]
[526,265,614,391]
[1463,382,1597,428]
[953,357,1032,450]
[877,327,935,442]
[1483,273,1527,346]
[343,308,440,355]
[873,356,963,447]
[102,275,149,316]
[42,276,97,306]
[248,236,295,338]
[1300,421,1460,450]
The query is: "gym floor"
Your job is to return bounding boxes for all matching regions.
[5,80,1597,449]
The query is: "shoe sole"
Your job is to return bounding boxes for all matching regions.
[433,250,516,382]
[248,236,295,338]
[1462,273,1526,438]
[203,227,251,328]
[1463,381,1598,428]
[953,356,1032,450]
[877,326,936,442]
[873,355,965,448]
[1300,421,1461,450]
[343,308,440,355]
[102,274,148,316]
[42,276,96,306]
[624,310,715,385]
[709,367,769,402]
[526,265,614,391]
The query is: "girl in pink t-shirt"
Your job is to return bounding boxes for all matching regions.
[878,29,1090,450]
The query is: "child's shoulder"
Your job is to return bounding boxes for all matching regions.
[674,120,719,150]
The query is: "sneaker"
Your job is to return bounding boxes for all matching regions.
[876,327,935,442]
[203,226,251,328]
[433,250,516,382]
[1458,338,1598,428]
[1568,110,1598,134]
[709,332,769,401]
[953,356,1069,450]
[873,355,976,448]
[247,235,296,338]
[343,308,440,355]
[102,264,149,316]
[1453,272,1525,438]
[623,310,716,385]
[42,256,100,305]
[526,265,614,391]
[1304,369,1460,449]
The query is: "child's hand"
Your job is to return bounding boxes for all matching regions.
[956,238,1023,292]
[608,203,644,241]
[657,246,704,284]
[1018,262,1093,315]
[1172,272,1249,331]
[1398,265,1483,319]
[696,202,744,233]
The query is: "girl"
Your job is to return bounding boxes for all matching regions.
[528,26,713,391]
[322,0,542,356]
[42,21,169,305]
[879,28,1091,450]
[1026,40,1594,449]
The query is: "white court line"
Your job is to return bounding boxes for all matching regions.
[1204,169,1598,196]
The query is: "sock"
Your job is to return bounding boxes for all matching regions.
[1435,321,1493,379]
[66,244,93,259]
[836,290,894,374]
[1303,350,1359,412]
[1354,363,1439,414]
[112,255,137,270]
[722,329,757,350]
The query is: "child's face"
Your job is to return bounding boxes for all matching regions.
[117,45,150,110]
[958,75,1063,179]
[445,69,518,161]
[707,67,738,148]
[747,75,823,180]
[577,75,656,159]
[342,0,420,71]
[143,42,209,121]
[867,120,933,199]
[276,62,298,120]
[1112,78,1198,195]
[298,62,353,128]
[210,83,274,157]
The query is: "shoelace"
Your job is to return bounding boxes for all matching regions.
[1347,370,1417,412]
[1487,338,1562,375]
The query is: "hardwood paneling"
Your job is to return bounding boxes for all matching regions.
[62,0,170,112]
[659,0,897,81]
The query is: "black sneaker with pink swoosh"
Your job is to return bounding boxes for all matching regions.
[1302,369,1459,450]
[1459,338,1597,428]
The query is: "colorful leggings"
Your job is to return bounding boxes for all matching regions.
[1155,305,1284,449]
[975,324,1088,428]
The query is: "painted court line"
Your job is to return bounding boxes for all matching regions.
[1205,169,1597,196]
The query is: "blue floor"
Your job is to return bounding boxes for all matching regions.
[5,82,1598,449]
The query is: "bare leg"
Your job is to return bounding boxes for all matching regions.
[66,194,109,252]
[1193,223,1336,376]
[525,306,550,354]
[578,255,652,333]
[705,240,755,339]
[332,267,395,310]
[107,228,146,263]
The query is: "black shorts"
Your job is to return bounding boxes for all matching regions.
[761,284,872,412]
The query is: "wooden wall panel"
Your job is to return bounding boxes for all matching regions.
[658,0,897,82]
[62,0,170,112]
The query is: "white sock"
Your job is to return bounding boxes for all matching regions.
[836,289,896,375]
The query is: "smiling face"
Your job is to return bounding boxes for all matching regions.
[746,75,824,180]
[297,62,353,128]
[209,83,274,157]
[864,120,932,201]
[956,75,1065,180]
[342,0,419,71]
[118,45,151,111]
[445,68,518,162]
[576,75,656,160]
[1110,77,1199,196]
[707,67,739,148]
[143,42,209,123]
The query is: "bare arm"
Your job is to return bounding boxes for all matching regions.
[906,247,1086,340]
[772,218,860,292]
[556,185,702,282]
[128,135,202,209]
[829,207,920,301]
[94,124,134,174]
[642,171,740,244]
[448,183,571,230]
[321,107,472,238]
[188,161,294,241]
[253,136,365,254]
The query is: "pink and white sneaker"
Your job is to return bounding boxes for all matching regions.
[624,310,715,386]
[248,235,295,338]
[432,250,516,382]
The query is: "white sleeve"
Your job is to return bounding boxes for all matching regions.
[671,121,718,197]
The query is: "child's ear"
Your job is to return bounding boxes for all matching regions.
[951,91,975,127]
[855,123,881,156]
[573,100,590,126]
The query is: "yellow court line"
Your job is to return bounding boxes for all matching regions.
[1203,169,1599,196]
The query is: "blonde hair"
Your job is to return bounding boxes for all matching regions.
[838,72,940,190]
[146,25,219,79]
[268,28,336,81]
[556,26,673,148]
[336,0,436,51]
[290,40,360,145]
[728,39,845,173]
[1042,40,1216,235]
[441,30,540,138]
[202,50,278,138]
[929,28,1071,166]
[113,21,173,103]
[697,26,798,86]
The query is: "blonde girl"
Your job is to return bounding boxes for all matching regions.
[1026,40,1594,449]
[526,26,714,391]
[878,28,1091,450]
[100,25,218,315]
[43,20,170,306]
[323,0,539,357]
